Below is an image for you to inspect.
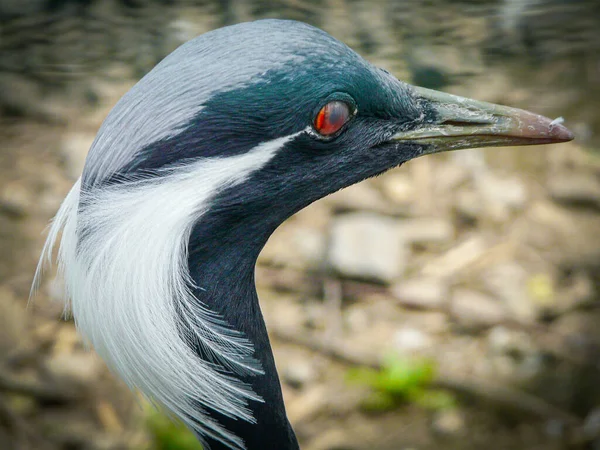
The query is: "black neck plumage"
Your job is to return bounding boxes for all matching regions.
[185,204,300,450]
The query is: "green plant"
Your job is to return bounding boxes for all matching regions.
[346,353,456,412]
[146,408,204,450]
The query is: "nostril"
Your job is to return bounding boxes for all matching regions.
[440,119,491,127]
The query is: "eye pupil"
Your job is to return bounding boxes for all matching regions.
[314,100,350,136]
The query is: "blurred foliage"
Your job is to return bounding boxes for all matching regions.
[145,408,203,450]
[347,354,456,412]
[527,273,555,306]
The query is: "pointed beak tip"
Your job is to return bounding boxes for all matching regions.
[549,122,575,143]
[518,112,575,144]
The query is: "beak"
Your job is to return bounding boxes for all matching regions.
[392,86,574,155]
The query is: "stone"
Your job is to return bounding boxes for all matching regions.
[0,184,31,218]
[434,161,470,193]
[393,326,433,353]
[482,263,537,324]
[380,173,415,205]
[487,326,518,355]
[325,182,392,214]
[487,326,539,359]
[280,205,332,266]
[45,351,103,387]
[555,310,600,352]
[415,311,450,334]
[0,73,60,121]
[0,287,28,354]
[328,213,406,283]
[450,289,506,329]
[391,277,447,310]
[480,173,527,209]
[583,408,600,441]
[454,189,482,223]
[282,360,318,389]
[431,409,466,436]
[548,172,600,209]
[61,132,96,180]
[486,326,544,381]
[285,385,330,423]
[475,172,528,221]
[451,147,487,174]
[399,218,455,246]
[544,419,566,439]
[292,227,326,268]
[343,305,370,333]
[422,235,487,278]
[261,223,326,270]
[547,271,595,316]
[260,290,306,330]
[0,0,45,17]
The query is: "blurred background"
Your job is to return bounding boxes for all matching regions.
[1,0,600,449]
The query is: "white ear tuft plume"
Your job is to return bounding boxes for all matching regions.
[33,132,301,450]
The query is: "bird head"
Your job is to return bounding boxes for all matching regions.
[38,19,573,450]
[84,19,571,228]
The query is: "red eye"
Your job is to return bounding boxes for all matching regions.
[314,101,351,136]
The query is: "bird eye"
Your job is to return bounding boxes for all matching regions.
[314,101,351,136]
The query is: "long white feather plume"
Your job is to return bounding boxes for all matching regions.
[33,132,301,450]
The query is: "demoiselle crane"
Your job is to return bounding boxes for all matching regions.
[34,19,573,450]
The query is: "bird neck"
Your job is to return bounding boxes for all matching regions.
[186,211,300,450]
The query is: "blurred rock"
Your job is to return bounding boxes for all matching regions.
[343,305,371,333]
[0,287,28,354]
[524,200,581,252]
[475,172,528,221]
[393,326,433,353]
[326,182,393,214]
[96,400,123,434]
[546,271,595,316]
[431,409,466,437]
[422,235,487,278]
[482,263,537,324]
[328,213,406,283]
[434,160,470,193]
[260,290,307,330]
[0,73,55,121]
[584,408,600,441]
[380,173,415,205]
[0,0,45,18]
[262,223,326,270]
[303,302,327,331]
[36,418,101,450]
[486,326,545,380]
[391,277,447,310]
[45,351,104,388]
[451,289,506,329]
[454,188,482,224]
[487,326,531,356]
[544,419,566,439]
[554,310,600,356]
[412,311,450,335]
[547,172,600,210]
[1,183,34,218]
[451,147,487,174]
[399,218,454,247]
[292,227,326,268]
[282,359,319,389]
[61,132,95,181]
[285,384,330,424]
